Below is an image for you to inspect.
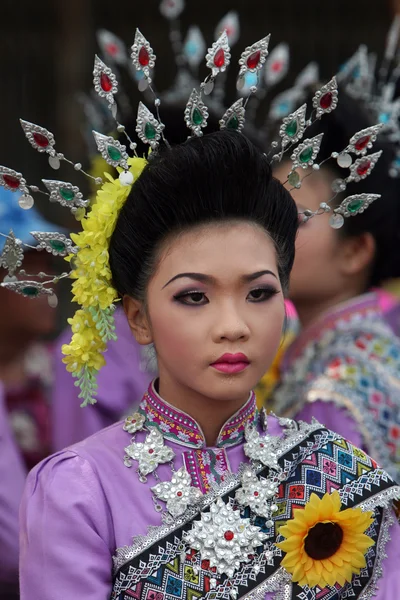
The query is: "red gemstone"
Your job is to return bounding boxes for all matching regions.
[139,46,150,67]
[224,530,235,541]
[320,92,333,110]
[177,491,183,497]
[106,43,118,57]
[260,443,264,448]
[3,174,20,189]
[254,491,259,497]
[148,448,154,454]
[272,60,282,72]
[355,135,370,152]
[214,48,225,68]
[33,132,49,148]
[247,50,261,70]
[100,72,113,92]
[356,160,371,177]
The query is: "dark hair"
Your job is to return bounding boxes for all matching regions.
[109,130,298,300]
[300,89,400,286]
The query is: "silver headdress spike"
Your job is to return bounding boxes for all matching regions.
[19,119,102,185]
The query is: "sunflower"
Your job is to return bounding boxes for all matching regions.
[276,491,374,589]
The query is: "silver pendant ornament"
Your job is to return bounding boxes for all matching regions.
[344,123,384,156]
[312,76,338,119]
[29,232,76,257]
[1,279,54,299]
[289,133,324,171]
[92,131,129,170]
[278,103,307,149]
[0,231,24,278]
[237,35,271,84]
[206,31,231,78]
[235,465,280,521]
[123,426,175,476]
[123,412,146,434]
[93,55,118,108]
[183,496,268,577]
[244,424,281,471]
[333,193,381,219]
[219,98,245,132]
[346,150,382,183]
[42,179,89,214]
[131,29,156,82]
[185,89,209,136]
[136,101,164,148]
[151,466,203,517]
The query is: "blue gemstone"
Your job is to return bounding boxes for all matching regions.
[185,41,198,57]
[379,112,390,124]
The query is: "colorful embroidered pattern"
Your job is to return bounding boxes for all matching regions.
[183,449,229,494]
[138,383,258,449]
[274,293,400,480]
[112,426,400,600]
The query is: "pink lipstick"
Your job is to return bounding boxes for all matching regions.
[211,353,250,374]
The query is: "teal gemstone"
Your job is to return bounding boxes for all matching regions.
[348,199,364,213]
[285,118,298,138]
[49,239,66,252]
[107,145,122,161]
[192,107,203,126]
[59,188,75,201]
[144,122,156,140]
[226,115,239,130]
[22,286,40,297]
[299,147,313,163]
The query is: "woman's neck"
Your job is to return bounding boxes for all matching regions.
[157,376,250,447]
[294,289,364,329]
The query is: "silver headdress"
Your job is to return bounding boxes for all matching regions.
[0,15,384,405]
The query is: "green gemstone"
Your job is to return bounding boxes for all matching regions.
[299,147,313,163]
[59,187,75,202]
[227,114,239,130]
[144,122,156,140]
[49,239,66,252]
[22,286,39,297]
[192,107,203,126]
[285,118,298,138]
[348,199,364,213]
[107,145,122,161]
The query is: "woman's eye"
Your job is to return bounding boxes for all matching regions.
[247,288,278,302]
[174,291,208,306]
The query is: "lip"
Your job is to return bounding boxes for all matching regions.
[211,353,250,374]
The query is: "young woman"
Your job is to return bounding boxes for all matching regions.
[20,131,400,599]
[272,93,400,481]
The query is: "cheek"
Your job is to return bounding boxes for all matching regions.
[149,301,202,359]
[295,221,336,268]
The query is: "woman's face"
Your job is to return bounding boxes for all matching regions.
[273,161,346,306]
[140,222,285,404]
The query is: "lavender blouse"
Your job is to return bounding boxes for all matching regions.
[20,384,400,599]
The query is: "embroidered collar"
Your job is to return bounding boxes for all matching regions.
[283,292,383,370]
[137,380,259,449]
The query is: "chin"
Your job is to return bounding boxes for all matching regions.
[205,370,257,402]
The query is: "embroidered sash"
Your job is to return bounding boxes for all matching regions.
[112,425,400,600]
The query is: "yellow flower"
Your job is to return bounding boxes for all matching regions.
[62,156,148,405]
[276,491,374,589]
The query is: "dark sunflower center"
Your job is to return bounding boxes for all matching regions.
[304,522,344,560]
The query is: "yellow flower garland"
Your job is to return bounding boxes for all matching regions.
[62,156,147,406]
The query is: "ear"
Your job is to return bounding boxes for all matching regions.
[123,295,153,345]
[340,232,376,276]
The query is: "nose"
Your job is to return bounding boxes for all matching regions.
[212,299,250,343]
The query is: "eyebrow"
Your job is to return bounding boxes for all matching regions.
[162,270,277,289]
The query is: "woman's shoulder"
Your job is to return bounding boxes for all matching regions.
[26,420,128,489]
